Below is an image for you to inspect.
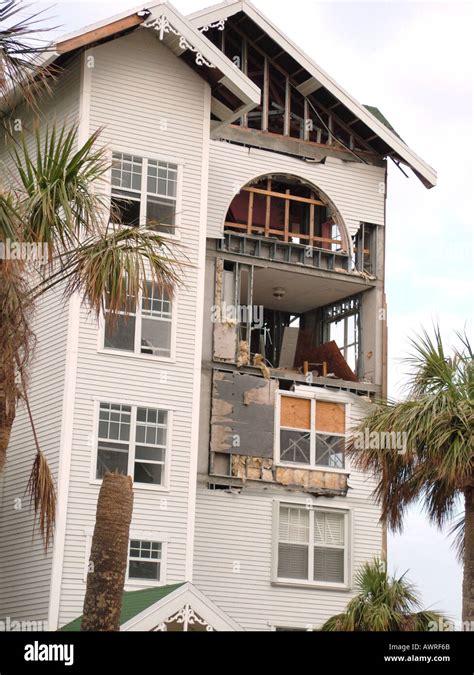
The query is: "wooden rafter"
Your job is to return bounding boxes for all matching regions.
[242,186,325,206]
[56,14,145,54]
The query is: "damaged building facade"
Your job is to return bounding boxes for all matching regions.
[0,1,436,632]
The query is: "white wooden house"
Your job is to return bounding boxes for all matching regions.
[0,1,436,632]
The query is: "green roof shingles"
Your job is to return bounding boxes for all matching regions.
[60,583,185,631]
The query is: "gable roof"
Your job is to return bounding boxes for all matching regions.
[59,582,243,632]
[188,0,437,188]
[60,583,184,631]
[1,2,260,127]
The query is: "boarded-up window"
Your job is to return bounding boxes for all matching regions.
[278,396,346,468]
[277,505,346,584]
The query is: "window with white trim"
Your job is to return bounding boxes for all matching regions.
[103,280,173,358]
[276,504,347,584]
[96,402,168,486]
[128,540,162,581]
[111,152,178,235]
[277,395,346,469]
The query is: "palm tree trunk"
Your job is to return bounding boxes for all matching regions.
[0,365,15,471]
[463,485,474,624]
[81,473,133,631]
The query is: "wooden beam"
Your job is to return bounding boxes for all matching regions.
[284,77,291,136]
[309,197,315,244]
[265,179,272,237]
[242,186,325,206]
[284,189,290,242]
[224,222,342,246]
[262,57,269,132]
[56,14,145,54]
[247,191,254,235]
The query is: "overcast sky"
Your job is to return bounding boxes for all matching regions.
[31,0,473,622]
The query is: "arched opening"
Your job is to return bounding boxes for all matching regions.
[224,174,350,260]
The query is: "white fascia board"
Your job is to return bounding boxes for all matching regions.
[151,3,260,110]
[189,0,437,187]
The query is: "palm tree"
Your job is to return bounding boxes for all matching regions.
[321,558,444,631]
[348,328,473,622]
[81,473,134,631]
[0,123,182,548]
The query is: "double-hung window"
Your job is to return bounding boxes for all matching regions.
[277,395,346,469]
[96,402,168,486]
[276,504,348,585]
[111,152,178,235]
[128,540,162,582]
[103,280,173,359]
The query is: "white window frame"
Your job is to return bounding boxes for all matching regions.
[98,283,178,363]
[90,398,173,492]
[272,499,351,590]
[274,390,350,473]
[109,149,183,241]
[83,528,168,588]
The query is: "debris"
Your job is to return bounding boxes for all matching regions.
[236,340,250,368]
[253,353,271,379]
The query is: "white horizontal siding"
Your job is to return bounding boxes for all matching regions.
[193,396,383,631]
[0,58,80,625]
[207,140,386,238]
[57,29,209,627]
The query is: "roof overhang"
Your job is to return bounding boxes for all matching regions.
[189,0,437,188]
[120,582,243,631]
[1,1,260,130]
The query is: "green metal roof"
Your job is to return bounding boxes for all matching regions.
[60,583,185,631]
[363,105,403,140]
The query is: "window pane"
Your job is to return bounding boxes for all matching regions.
[98,403,131,441]
[280,430,310,464]
[135,445,165,462]
[142,282,172,318]
[134,461,163,485]
[129,560,160,580]
[147,160,177,197]
[112,153,143,191]
[96,443,129,479]
[279,506,309,543]
[140,318,171,357]
[315,435,345,468]
[314,547,344,583]
[110,197,141,227]
[146,196,175,233]
[104,314,136,352]
[278,543,308,579]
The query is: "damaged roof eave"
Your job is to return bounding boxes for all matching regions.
[189,0,437,188]
[2,1,260,129]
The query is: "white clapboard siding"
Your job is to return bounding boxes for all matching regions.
[56,29,210,627]
[207,140,386,239]
[0,58,81,624]
[193,396,383,631]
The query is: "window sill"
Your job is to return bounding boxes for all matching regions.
[275,463,350,475]
[97,348,176,365]
[90,479,170,493]
[125,579,165,589]
[271,579,351,592]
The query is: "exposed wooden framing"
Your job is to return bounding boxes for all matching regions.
[262,57,270,132]
[328,114,333,145]
[303,99,310,141]
[284,189,290,242]
[265,179,272,237]
[247,191,254,235]
[242,186,325,206]
[241,37,248,126]
[329,101,342,111]
[224,222,341,246]
[56,14,145,53]
[309,196,315,244]
[284,77,291,136]
[311,97,376,153]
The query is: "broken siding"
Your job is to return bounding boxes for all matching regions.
[57,30,209,627]
[194,394,381,630]
[207,141,386,239]
[0,59,81,624]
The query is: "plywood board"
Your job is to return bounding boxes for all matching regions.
[280,396,311,429]
[279,327,300,367]
[315,401,345,433]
